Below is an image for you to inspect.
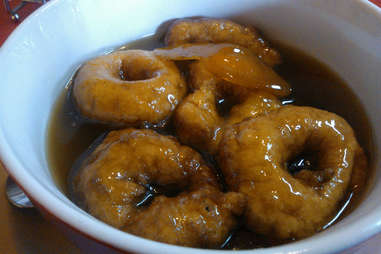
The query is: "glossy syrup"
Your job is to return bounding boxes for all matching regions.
[46,35,373,249]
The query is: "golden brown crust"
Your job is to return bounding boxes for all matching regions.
[174,84,224,154]
[218,106,363,239]
[174,46,285,154]
[350,147,368,195]
[165,17,281,66]
[126,186,246,248]
[174,81,281,155]
[68,17,370,248]
[73,50,186,127]
[72,129,246,247]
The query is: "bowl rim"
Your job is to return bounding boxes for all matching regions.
[0,0,381,253]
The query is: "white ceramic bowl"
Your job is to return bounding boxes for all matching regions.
[0,0,380,253]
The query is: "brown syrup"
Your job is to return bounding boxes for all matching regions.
[46,34,373,249]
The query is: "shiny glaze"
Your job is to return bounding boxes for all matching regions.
[164,17,282,66]
[219,106,366,239]
[174,86,281,154]
[155,43,291,97]
[47,35,372,249]
[70,129,246,248]
[201,45,290,97]
[73,50,186,127]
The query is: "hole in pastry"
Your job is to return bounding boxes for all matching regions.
[215,91,240,117]
[136,183,182,208]
[119,67,154,81]
[287,152,317,175]
[287,150,333,187]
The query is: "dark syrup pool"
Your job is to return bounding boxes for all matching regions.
[46,34,373,249]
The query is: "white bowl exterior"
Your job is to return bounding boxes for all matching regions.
[0,0,380,253]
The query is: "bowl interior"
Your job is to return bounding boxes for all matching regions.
[0,0,380,253]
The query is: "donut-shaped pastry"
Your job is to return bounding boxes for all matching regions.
[174,83,281,154]
[165,17,281,66]
[218,106,364,239]
[70,129,246,248]
[174,84,223,154]
[73,50,186,127]
[174,55,283,155]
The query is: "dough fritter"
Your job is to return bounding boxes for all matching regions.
[73,50,186,127]
[219,106,366,239]
[175,55,282,153]
[165,18,281,66]
[174,83,281,154]
[126,186,245,248]
[174,84,223,154]
[71,129,246,248]
[67,16,370,249]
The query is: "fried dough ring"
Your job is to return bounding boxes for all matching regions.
[174,83,281,154]
[71,129,246,248]
[165,17,281,66]
[219,106,365,239]
[73,50,186,127]
[174,58,282,154]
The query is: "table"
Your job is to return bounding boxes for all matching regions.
[0,167,82,253]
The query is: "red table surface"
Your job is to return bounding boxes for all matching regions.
[1,1,381,254]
